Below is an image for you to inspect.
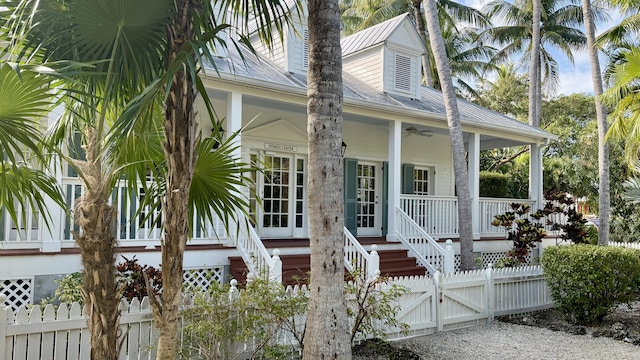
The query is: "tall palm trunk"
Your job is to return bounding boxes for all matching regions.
[412,0,433,87]
[422,0,474,270]
[74,128,120,360]
[581,0,610,245]
[302,0,351,358]
[154,1,199,358]
[528,0,542,128]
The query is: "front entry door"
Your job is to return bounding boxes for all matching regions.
[357,162,380,236]
[253,153,306,238]
[261,154,292,237]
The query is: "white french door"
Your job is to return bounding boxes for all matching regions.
[252,153,306,238]
[357,162,380,236]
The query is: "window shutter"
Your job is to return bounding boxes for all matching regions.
[382,162,389,235]
[344,158,358,234]
[394,54,412,92]
[402,163,415,194]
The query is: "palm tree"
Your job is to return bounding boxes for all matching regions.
[4,1,291,358]
[596,0,640,47]
[116,1,297,358]
[302,1,351,358]
[4,1,171,358]
[0,63,66,234]
[482,0,592,96]
[581,0,610,246]
[529,0,541,127]
[423,0,474,271]
[431,22,496,100]
[603,46,640,159]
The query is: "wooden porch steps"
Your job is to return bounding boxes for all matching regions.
[228,238,426,286]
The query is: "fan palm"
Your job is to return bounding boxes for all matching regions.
[3,0,295,358]
[0,63,66,233]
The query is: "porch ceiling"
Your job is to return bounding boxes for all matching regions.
[204,88,539,149]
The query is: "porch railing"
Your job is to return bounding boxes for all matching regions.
[399,195,538,238]
[60,177,228,245]
[479,198,536,236]
[343,227,380,280]
[395,207,454,274]
[234,222,282,283]
[400,195,459,238]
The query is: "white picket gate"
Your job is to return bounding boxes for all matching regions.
[1,266,553,359]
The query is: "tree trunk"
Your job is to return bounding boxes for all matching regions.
[528,0,542,128]
[154,1,199,358]
[581,0,610,245]
[302,0,351,359]
[422,0,474,270]
[74,128,120,360]
[412,0,433,87]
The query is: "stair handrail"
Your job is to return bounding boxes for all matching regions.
[343,227,380,280]
[235,222,282,283]
[395,207,453,274]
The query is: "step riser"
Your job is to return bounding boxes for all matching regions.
[229,249,427,286]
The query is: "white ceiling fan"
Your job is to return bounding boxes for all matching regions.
[404,125,433,137]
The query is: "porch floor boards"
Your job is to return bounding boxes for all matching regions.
[229,237,426,286]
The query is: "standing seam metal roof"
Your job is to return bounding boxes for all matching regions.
[205,24,554,141]
[341,13,411,57]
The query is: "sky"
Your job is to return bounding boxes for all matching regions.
[459,0,624,97]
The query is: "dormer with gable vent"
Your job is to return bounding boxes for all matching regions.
[341,13,426,99]
[248,2,309,75]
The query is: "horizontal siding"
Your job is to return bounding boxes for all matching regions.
[343,48,383,92]
[250,29,287,70]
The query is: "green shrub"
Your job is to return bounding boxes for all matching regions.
[179,277,308,359]
[541,244,640,324]
[346,270,409,342]
[479,171,510,198]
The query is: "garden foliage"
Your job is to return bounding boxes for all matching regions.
[541,244,640,324]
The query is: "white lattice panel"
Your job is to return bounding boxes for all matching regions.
[183,267,224,292]
[482,252,508,268]
[1,278,33,311]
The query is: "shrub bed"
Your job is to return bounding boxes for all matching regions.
[541,244,640,324]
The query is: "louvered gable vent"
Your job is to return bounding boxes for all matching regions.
[303,28,309,69]
[394,53,412,92]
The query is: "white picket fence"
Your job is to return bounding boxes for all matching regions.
[1,266,553,359]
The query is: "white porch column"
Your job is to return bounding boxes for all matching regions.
[41,105,66,252]
[227,91,243,159]
[467,132,481,239]
[529,143,544,209]
[227,91,243,243]
[387,120,402,240]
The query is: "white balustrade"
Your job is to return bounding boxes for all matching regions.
[395,207,450,274]
[234,223,281,282]
[479,198,536,236]
[57,177,227,246]
[343,227,379,280]
[400,195,539,238]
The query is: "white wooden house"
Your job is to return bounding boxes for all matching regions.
[0,11,555,309]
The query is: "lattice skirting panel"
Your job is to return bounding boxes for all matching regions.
[454,252,534,272]
[183,266,225,292]
[1,278,33,311]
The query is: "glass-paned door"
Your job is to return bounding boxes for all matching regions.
[357,162,380,236]
[263,155,290,232]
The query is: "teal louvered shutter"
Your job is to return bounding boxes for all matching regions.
[344,158,358,235]
[402,163,414,194]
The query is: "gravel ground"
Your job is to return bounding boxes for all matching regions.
[354,322,640,360]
